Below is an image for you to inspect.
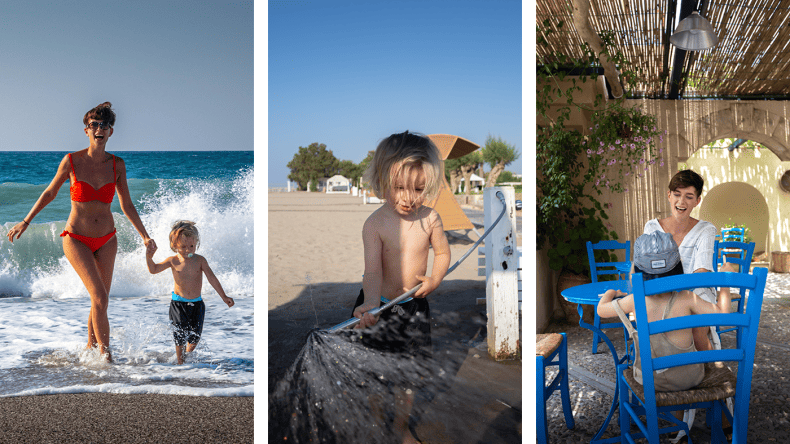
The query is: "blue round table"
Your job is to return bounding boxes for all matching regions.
[561,279,631,444]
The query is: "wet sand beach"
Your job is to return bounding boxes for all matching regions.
[268,191,522,443]
[0,393,253,443]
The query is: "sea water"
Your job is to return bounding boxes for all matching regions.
[0,151,253,397]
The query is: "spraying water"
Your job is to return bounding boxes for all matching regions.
[269,192,520,442]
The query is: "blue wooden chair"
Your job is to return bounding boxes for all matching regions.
[617,267,768,444]
[586,240,631,354]
[713,240,755,271]
[537,332,574,443]
[713,240,756,339]
[721,227,745,243]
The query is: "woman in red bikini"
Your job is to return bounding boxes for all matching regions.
[6,102,155,362]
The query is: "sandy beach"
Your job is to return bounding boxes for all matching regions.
[0,393,253,443]
[268,191,522,443]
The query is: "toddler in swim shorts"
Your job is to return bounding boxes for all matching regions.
[146,221,235,364]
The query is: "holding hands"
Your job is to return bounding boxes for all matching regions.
[146,239,158,256]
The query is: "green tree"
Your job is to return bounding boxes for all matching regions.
[458,151,483,195]
[337,160,363,187]
[444,157,464,194]
[287,143,339,191]
[495,170,519,184]
[481,135,520,188]
[358,150,375,187]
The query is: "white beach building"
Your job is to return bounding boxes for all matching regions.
[458,173,485,193]
[325,175,352,194]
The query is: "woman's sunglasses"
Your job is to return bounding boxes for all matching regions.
[87,121,112,130]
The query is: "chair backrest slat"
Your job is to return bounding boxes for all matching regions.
[652,349,745,371]
[713,240,755,272]
[586,240,631,283]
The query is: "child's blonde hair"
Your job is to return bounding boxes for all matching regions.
[363,131,443,203]
[169,220,200,252]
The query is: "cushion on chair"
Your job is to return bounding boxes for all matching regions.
[623,361,737,407]
[536,333,564,358]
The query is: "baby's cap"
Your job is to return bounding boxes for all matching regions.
[633,231,681,276]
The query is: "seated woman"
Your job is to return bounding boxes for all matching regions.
[643,169,719,351]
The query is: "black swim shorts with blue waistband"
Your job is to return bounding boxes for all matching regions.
[351,289,432,355]
[169,298,206,346]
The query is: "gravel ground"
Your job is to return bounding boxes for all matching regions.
[542,271,790,443]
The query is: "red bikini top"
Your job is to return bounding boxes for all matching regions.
[68,153,117,204]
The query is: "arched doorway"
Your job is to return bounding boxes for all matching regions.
[699,182,770,256]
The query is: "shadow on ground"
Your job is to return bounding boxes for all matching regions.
[268,278,522,443]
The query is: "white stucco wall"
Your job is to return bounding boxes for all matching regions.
[687,146,790,254]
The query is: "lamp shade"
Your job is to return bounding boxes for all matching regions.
[670,11,717,51]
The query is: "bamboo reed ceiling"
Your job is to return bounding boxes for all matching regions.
[537,0,790,98]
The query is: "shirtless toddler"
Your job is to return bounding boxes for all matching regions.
[146,220,234,364]
[352,131,451,444]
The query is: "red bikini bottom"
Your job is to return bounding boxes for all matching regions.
[60,229,117,252]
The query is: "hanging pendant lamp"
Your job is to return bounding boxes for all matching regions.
[670,11,718,51]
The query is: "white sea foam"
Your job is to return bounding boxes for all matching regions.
[0,168,253,396]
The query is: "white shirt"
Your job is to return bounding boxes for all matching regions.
[643,218,717,303]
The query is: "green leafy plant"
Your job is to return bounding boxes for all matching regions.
[537,19,664,276]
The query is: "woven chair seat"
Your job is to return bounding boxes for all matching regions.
[536,333,563,358]
[623,361,737,407]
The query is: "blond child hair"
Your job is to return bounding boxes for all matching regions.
[362,131,443,203]
[169,220,200,252]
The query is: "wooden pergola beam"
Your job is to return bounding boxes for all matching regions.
[571,0,625,98]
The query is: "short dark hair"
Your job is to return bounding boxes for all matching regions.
[83,102,116,127]
[634,261,684,282]
[668,169,704,197]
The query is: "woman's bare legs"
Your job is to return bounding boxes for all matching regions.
[63,235,117,361]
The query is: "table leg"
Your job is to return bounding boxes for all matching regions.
[576,304,624,444]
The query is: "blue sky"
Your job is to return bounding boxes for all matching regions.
[0,1,253,153]
[269,0,522,186]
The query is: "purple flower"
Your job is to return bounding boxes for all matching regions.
[660,161,664,166]
[587,149,592,155]
[640,158,645,164]
[610,145,615,151]
[630,144,636,149]
[600,141,604,146]
[615,139,621,144]
[625,171,630,176]
[596,179,600,186]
